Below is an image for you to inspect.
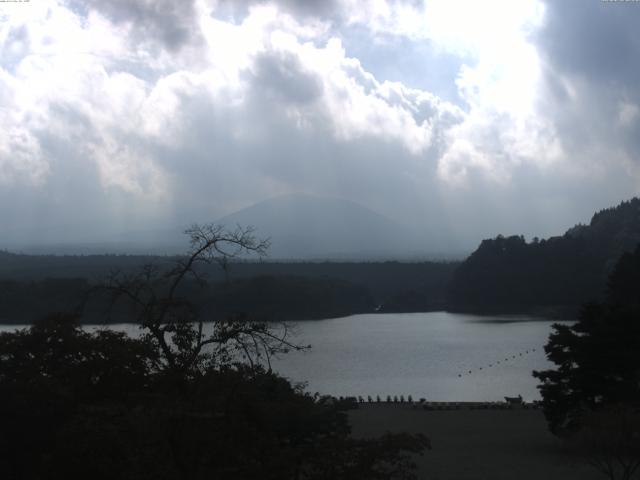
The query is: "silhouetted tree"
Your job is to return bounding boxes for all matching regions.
[534,245,640,434]
[91,224,305,376]
[0,312,155,479]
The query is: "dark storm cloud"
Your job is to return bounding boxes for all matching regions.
[534,0,640,173]
[263,0,342,18]
[214,0,341,22]
[249,50,324,104]
[537,0,640,89]
[66,0,200,51]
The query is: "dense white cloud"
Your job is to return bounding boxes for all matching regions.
[0,0,639,252]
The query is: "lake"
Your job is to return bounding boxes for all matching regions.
[0,312,565,402]
[271,312,561,402]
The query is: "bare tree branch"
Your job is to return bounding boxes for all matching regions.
[84,224,303,376]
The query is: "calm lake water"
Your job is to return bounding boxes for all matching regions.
[0,312,565,402]
[271,312,562,402]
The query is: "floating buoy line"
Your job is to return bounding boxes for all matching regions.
[457,347,539,378]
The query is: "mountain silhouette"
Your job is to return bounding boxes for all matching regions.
[216,193,420,259]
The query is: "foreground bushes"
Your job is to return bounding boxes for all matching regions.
[0,314,429,480]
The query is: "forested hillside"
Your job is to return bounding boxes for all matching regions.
[448,198,640,315]
[0,254,456,323]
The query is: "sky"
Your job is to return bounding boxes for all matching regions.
[1,0,640,254]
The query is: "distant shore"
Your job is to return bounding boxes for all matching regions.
[349,403,599,480]
[447,304,579,321]
[0,309,571,326]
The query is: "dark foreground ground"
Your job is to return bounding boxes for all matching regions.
[349,404,601,480]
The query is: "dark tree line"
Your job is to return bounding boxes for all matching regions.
[0,259,456,323]
[449,198,640,314]
[1,233,458,319]
[0,278,89,324]
[0,275,374,325]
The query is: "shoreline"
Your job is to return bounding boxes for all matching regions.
[0,309,568,326]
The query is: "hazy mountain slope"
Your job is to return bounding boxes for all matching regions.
[216,194,423,259]
[3,193,445,258]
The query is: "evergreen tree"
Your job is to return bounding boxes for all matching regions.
[534,245,640,433]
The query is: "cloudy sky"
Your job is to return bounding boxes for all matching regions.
[1,0,640,253]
